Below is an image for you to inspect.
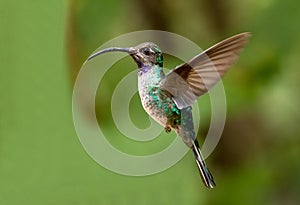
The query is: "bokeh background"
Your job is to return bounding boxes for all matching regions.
[1,0,300,204]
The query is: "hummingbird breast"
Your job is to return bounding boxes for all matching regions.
[137,66,180,128]
[139,85,196,147]
[140,86,181,127]
[137,65,196,148]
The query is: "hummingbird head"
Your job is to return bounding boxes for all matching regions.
[87,42,163,68]
[129,42,163,68]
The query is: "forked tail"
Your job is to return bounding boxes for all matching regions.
[192,140,216,189]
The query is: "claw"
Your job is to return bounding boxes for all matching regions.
[164,125,171,133]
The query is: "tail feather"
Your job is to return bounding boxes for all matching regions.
[192,140,216,189]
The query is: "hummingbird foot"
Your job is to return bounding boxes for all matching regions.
[164,125,171,133]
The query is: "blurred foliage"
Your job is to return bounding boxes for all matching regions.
[1,0,300,204]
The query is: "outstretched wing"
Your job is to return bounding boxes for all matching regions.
[160,32,251,109]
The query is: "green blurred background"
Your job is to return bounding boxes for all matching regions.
[1,0,300,204]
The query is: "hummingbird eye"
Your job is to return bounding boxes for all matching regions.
[142,47,151,56]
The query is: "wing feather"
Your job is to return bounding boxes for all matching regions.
[160,32,251,109]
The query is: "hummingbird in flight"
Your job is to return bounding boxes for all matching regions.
[87,32,250,188]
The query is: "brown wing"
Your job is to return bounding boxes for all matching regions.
[160,32,251,109]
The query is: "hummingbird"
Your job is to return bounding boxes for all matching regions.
[87,32,250,188]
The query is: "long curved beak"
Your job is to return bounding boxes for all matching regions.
[87,47,134,61]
